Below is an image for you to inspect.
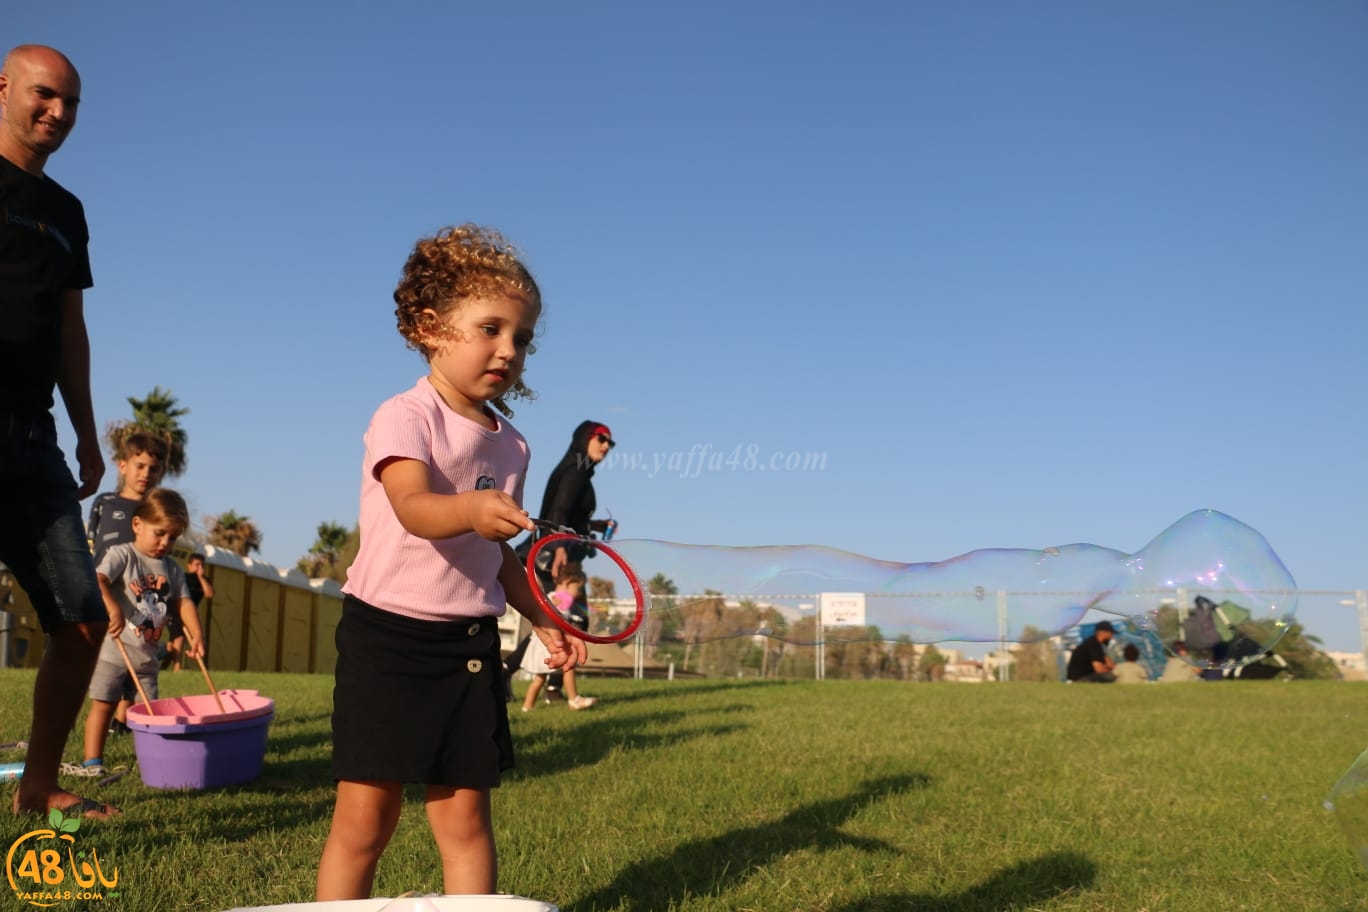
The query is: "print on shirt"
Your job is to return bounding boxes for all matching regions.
[3,209,74,253]
[125,572,172,642]
[475,475,496,491]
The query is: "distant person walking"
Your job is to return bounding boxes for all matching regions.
[0,44,116,820]
[527,420,616,699]
[532,420,616,588]
[520,563,597,712]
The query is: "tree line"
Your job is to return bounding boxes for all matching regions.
[591,576,1339,681]
[101,387,355,580]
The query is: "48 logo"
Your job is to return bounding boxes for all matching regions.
[6,807,118,907]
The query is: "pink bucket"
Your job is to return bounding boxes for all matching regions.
[126,689,274,789]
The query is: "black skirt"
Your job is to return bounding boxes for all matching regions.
[331,595,513,787]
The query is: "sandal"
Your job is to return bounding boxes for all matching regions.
[52,796,120,820]
[13,795,120,821]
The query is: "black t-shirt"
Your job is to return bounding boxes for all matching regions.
[1066,636,1109,681]
[0,155,92,414]
[185,573,204,607]
[88,492,140,564]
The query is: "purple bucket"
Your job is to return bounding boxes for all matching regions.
[126,690,274,790]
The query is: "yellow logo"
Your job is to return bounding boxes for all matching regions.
[6,808,118,906]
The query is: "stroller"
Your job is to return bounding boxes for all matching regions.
[1183,596,1280,679]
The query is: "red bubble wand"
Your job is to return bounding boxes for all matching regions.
[525,520,645,644]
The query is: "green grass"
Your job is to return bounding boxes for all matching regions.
[3,670,1367,911]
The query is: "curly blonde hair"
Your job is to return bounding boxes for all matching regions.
[394,224,542,416]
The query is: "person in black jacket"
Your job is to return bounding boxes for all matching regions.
[534,420,616,587]
[527,421,615,699]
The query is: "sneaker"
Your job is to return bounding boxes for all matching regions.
[567,696,597,711]
[108,720,131,736]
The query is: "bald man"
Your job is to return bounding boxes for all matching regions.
[1,44,115,819]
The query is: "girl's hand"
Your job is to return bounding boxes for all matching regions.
[467,490,536,542]
[184,637,206,660]
[533,621,587,671]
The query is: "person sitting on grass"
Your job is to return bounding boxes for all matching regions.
[1066,620,1117,683]
[82,489,205,776]
[1159,640,1202,682]
[1113,642,1149,684]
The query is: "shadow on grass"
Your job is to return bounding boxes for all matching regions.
[567,774,930,912]
[827,851,1097,911]
[85,782,337,851]
[511,705,753,777]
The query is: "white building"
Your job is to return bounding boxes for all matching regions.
[1327,651,1366,682]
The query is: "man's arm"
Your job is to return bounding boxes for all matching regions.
[57,289,103,499]
[197,570,215,601]
[1090,640,1113,675]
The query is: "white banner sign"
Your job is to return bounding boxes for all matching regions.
[819,592,866,627]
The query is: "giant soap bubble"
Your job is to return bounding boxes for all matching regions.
[1328,745,1368,872]
[571,510,1294,671]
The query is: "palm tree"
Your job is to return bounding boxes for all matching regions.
[891,635,918,681]
[105,386,190,476]
[206,510,263,556]
[297,521,353,580]
[588,576,616,601]
[679,590,725,672]
[919,644,948,681]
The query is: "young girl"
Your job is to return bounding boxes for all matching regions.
[520,562,597,712]
[316,224,586,900]
[84,488,205,775]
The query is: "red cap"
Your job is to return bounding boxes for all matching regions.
[591,425,613,439]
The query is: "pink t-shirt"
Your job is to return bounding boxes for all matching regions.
[343,377,530,621]
[549,590,573,619]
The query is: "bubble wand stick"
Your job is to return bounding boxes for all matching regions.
[113,636,156,716]
[187,634,227,714]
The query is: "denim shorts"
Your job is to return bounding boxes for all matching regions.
[0,412,105,632]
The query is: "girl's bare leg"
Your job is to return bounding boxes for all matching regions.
[317,779,403,900]
[426,786,496,895]
[520,674,545,711]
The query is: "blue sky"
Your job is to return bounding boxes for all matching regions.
[13,2,1367,651]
